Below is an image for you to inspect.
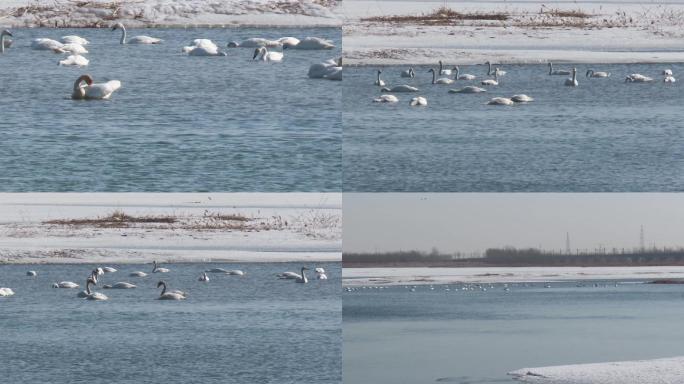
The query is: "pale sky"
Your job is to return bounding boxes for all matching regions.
[344,194,684,254]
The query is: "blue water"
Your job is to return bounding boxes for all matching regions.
[343,63,684,191]
[0,262,341,383]
[0,27,341,192]
[344,281,684,383]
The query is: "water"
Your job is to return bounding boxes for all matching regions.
[344,281,684,383]
[343,63,684,191]
[0,27,341,192]
[0,262,341,383]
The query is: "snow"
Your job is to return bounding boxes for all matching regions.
[509,356,684,383]
[343,266,684,286]
[0,193,341,264]
[342,0,684,65]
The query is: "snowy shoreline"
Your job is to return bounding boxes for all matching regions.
[0,193,341,264]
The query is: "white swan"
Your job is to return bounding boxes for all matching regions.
[381,85,419,92]
[481,72,499,86]
[95,268,104,276]
[449,86,487,94]
[438,60,452,76]
[59,43,88,54]
[59,54,89,67]
[278,37,300,46]
[485,61,506,76]
[548,62,571,75]
[112,23,161,45]
[315,267,328,280]
[453,66,476,80]
[428,68,454,84]
[284,37,334,50]
[183,39,226,56]
[31,38,63,51]
[663,69,673,76]
[204,268,243,275]
[664,75,676,83]
[0,30,12,54]
[625,73,654,83]
[410,96,428,106]
[152,261,170,273]
[61,35,89,45]
[82,278,108,300]
[198,272,209,282]
[77,272,100,297]
[400,67,415,78]
[102,267,117,273]
[295,267,309,283]
[157,281,186,300]
[564,68,579,86]
[26,270,37,277]
[253,46,283,62]
[308,58,341,79]
[277,271,302,279]
[129,271,147,277]
[103,282,136,289]
[0,287,14,296]
[373,95,399,103]
[72,75,121,100]
[487,97,515,106]
[374,70,386,86]
[511,94,534,102]
[228,38,281,48]
[586,69,610,78]
[53,281,79,289]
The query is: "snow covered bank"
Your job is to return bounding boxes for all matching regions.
[342,266,684,286]
[510,356,684,383]
[342,0,684,65]
[0,0,341,28]
[0,193,341,264]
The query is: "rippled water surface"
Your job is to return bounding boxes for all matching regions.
[344,281,684,383]
[344,63,684,191]
[0,262,341,383]
[0,27,341,191]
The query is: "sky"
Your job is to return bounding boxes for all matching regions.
[343,193,684,254]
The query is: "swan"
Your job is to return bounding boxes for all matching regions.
[227,38,281,48]
[26,270,37,277]
[112,23,161,45]
[58,43,88,54]
[625,73,653,83]
[449,86,486,94]
[102,282,136,289]
[428,68,454,84]
[284,37,334,50]
[59,54,89,67]
[481,72,499,86]
[308,58,341,79]
[82,277,108,300]
[564,68,578,86]
[586,69,610,78]
[0,287,15,296]
[277,271,303,279]
[511,94,534,102]
[71,75,121,100]
[31,38,64,51]
[204,268,243,275]
[374,70,386,86]
[438,60,452,76]
[487,97,515,106]
[0,30,12,54]
[663,69,673,76]
[157,281,186,300]
[184,39,226,56]
[295,267,309,283]
[95,268,104,276]
[664,75,676,83]
[198,272,209,282]
[102,267,117,273]
[253,46,284,62]
[129,271,147,277]
[548,62,571,75]
[410,96,428,106]
[152,261,170,273]
[277,37,300,46]
[373,95,399,103]
[400,67,415,78]
[381,85,419,92]
[317,271,328,280]
[485,61,506,76]
[226,270,244,276]
[61,35,89,45]
[453,66,477,80]
[77,272,100,297]
[53,281,79,288]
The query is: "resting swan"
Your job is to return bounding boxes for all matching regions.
[71,75,121,100]
[511,94,534,102]
[381,85,419,92]
[152,260,170,273]
[400,68,415,78]
[428,68,454,84]
[103,282,136,289]
[112,23,161,45]
[61,35,89,45]
[453,66,477,80]
[277,271,302,279]
[198,272,209,282]
[227,38,280,48]
[0,287,14,296]
[564,68,578,86]
[184,39,226,56]
[284,37,334,50]
[625,73,653,83]
[308,58,341,80]
[26,270,37,277]
[59,55,89,67]
[449,86,486,94]
[253,46,283,62]
[315,267,328,280]
[31,38,63,51]
[664,75,676,83]
[548,62,571,75]
[157,281,186,300]
[487,97,515,106]
[410,96,428,106]
[374,70,386,86]
[53,281,79,289]
[129,271,147,277]
[586,69,610,78]
[295,267,309,283]
[0,30,12,54]
[373,94,399,103]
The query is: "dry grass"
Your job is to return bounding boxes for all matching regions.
[362,6,508,25]
[44,210,177,228]
[544,8,591,19]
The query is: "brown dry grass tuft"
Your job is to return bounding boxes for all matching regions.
[44,210,177,228]
[362,6,508,25]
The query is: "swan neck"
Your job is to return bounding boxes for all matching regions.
[160,282,166,296]
[431,70,436,84]
[86,280,92,295]
[0,34,4,54]
[488,62,492,75]
[120,25,126,45]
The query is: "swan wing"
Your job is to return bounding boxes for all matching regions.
[86,81,121,99]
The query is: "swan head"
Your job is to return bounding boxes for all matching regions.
[111,23,124,31]
[252,47,263,59]
[377,69,382,74]
[156,280,166,288]
[427,68,435,73]
[1,30,12,37]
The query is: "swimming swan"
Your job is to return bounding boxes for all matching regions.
[253,46,284,62]
[112,23,161,45]
[449,86,487,94]
[102,267,117,273]
[438,60,452,76]
[103,282,136,289]
[381,85,419,92]
[586,69,610,78]
[284,37,334,50]
[129,271,148,277]
[308,58,341,79]
[227,38,281,48]
[487,97,515,106]
[315,267,328,280]
[277,271,303,279]
[0,287,14,296]
[453,66,477,80]
[278,37,300,46]
[31,38,63,51]
[59,54,89,67]
[625,73,654,83]
[664,75,676,83]
[511,94,534,102]
[82,277,108,300]
[77,272,100,297]
[428,68,454,84]
[198,273,209,282]
[184,39,226,56]
[61,35,89,45]
[295,267,309,284]
[410,96,428,106]
[72,75,121,100]
[485,61,506,76]
[0,30,12,54]
[481,72,499,86]
[26,270,37,277]
[548,62,571,75]
[374,70,386,86]
[564,68,578,86]
[157,281,186,300]
[373,95,399,103]
[53,281,79,289]
[58,43,88,54]
[204,268,244,275]
[152,261,170,273]
[400,68,415,78]
[663,69,673,76]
